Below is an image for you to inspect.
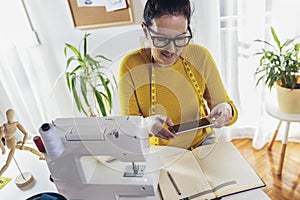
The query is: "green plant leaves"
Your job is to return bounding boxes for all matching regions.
[295,43,300,51]
[66,56,76,70]
[80,76,89,107]
[99,75,112,112]
[65,43,82,60]
[95,55,112,62]
[92,86,107,117]
[64,33,116,116]
[71,75,81,111]
[65,72,71,91]
[254,39,276,50]
[254,27,300,90]
[271,27,281,52]
[83,33,90,57]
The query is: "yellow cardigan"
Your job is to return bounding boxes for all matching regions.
[118,44,238,149]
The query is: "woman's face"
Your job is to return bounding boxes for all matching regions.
[146,15,189,66]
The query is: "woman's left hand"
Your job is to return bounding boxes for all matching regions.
[144,115,176,140]
[208,102,232,128]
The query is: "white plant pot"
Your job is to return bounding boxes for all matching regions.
[276,84,300,114]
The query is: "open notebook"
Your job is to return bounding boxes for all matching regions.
[159,142,265,200]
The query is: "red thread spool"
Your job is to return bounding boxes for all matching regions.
[33,136,46,153]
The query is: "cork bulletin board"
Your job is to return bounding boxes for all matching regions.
[67,0,134,29]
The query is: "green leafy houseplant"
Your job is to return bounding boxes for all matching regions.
[254,27,300,90]
[64,33,116,117]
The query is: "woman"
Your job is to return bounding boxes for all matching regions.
[118,0,238,149]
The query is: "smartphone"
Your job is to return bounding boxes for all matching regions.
[168,118,214,135]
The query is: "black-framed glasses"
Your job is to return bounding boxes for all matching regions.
[144,23,193,48]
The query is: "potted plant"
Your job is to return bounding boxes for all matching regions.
[254,27,300,113]
[64,33,116,117]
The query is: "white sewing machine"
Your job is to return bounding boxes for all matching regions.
[40,116,160,200]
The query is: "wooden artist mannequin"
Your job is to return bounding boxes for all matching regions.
[0,109,44,183]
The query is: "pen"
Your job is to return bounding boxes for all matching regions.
[158,184,164,200]
[167,171,181,195]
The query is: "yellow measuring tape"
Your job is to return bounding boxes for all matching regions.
[181,58,205,108]
[151,66,156,115]
[149,57,207,145]
[149,66,159,145]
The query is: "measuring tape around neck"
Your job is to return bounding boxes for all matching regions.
[151,66,156,115]
[181,58,205,107]
[150,57,205,145]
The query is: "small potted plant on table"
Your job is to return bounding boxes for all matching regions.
[255,27,300,113]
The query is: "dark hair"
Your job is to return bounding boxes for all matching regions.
[143,0,192,27]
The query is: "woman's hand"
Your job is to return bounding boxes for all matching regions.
[145,115,176,140]
[208,102,232,128]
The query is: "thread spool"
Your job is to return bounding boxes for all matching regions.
[33,136,46,153]
[39,123,64,157]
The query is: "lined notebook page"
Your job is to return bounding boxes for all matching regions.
[192,142,265,197]
[159,151,215,200]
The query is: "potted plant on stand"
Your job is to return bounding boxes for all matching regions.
[254,27,300,113]
[64,33,116,117]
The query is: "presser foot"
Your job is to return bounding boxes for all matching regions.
[123,163,146,177]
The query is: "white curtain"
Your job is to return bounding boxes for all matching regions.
[0,0,70,140]
[193,0,300,148]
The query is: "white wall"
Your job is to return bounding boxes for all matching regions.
[22,0,214,117]
[22,0,147,116]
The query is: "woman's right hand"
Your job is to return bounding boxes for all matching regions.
[145,115,176,140]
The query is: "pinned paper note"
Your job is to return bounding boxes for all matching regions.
[77,0,106,7]
[105,0,127,12]
[77,0,127,11]
[0,176,12,189]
